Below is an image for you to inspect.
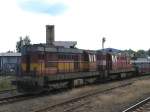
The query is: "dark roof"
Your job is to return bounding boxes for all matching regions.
[53,41,77,48]
[98,48,122,53]
[0,53,21,57]
[21,44,83,54]
[84,50,96,54]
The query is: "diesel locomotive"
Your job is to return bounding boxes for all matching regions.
[14,25,150,94]
[15,44,138,94]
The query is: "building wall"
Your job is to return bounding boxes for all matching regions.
[0,58,1,69]
[0,53,21,73]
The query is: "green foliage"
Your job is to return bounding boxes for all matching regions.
[135,50,147,58]
[122,49,136,59]
[123,49,150,59]
[24,36,31,45]
[147,49,150,56]
[16,36,31,52]
[16,37,23,52]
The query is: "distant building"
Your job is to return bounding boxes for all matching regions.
[46,25,77,48]
[0,53,21,73]
[99,48,122,53]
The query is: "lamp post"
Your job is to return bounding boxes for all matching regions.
[102,37,106,49]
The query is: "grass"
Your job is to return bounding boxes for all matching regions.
[0,76,16,91]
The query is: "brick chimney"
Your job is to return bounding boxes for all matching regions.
[46,25,55,45]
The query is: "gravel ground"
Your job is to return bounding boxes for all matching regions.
[0,76,150,112]
[68,79,150,112]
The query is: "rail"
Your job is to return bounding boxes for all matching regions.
[0,89,17,94]
[122,97,150,112]
[33,82,133,112]
[0,94,28,105]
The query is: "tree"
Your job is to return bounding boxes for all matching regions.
[24,36,31,45]
[122,49,136,58]
[16,37,23,52]
[135,50,147,58]
[16,36,31,52]
[147,49,150,56]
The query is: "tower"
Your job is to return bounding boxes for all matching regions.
[46,25,55,45]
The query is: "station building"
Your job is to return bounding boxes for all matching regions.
[0,53,21,74]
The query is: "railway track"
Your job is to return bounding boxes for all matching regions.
[122,97,150,112]
[33,82,133,112]
[0,89,17,94]
[0,92,43,106]
[0,75,148,110]
[0,94,28,105]
[31,76,150,112]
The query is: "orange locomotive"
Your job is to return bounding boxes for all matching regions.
[15,44,135,94]
[21,45,97,76]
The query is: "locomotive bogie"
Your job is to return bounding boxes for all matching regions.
[16,76,45,94]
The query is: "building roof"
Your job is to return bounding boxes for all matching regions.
[99,48,122,53]
[0,53,21,57]
[53,41,77,48]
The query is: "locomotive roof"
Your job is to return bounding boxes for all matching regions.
[53,41,77,48]
[97,50,129,57]
[84,50,96,54]
[21,44,83,54]
[99,48,122,53]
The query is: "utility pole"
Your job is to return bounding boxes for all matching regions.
[102,37,106,49]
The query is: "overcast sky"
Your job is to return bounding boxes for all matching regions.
[0,0,150,52]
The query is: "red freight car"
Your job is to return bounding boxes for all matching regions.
[132,59,150,74]
[83,50,97,71]
[111,53,132,71]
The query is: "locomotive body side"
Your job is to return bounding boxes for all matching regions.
[16,45,102,93]
[105,53,135,79]
[83,50,97,72]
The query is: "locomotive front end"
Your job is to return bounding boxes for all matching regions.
[15,45,46,94]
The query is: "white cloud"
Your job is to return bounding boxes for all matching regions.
[0,0,150,52]
[16,0,68,15]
